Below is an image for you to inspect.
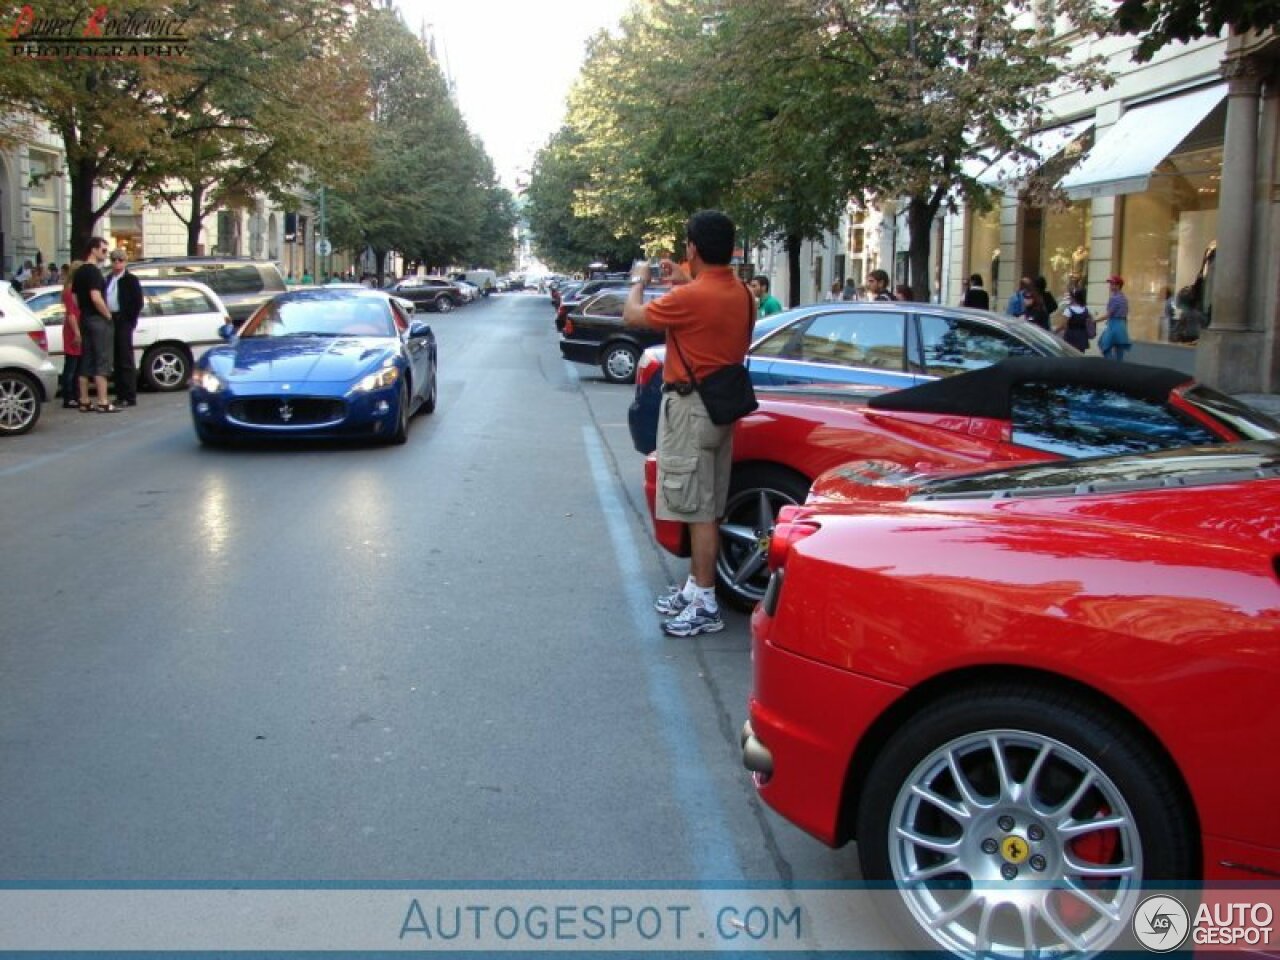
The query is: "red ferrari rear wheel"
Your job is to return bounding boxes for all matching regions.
[855,685,1196,957]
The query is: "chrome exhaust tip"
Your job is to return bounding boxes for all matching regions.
[741,720,774,779]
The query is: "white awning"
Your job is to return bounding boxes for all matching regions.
[964,118,1094,188]
[1059,84,1227,200]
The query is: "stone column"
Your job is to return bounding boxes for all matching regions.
[1197,54,1266,390]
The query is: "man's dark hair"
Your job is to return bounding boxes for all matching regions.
[751,275,770,292]
[83,236,106,257]
[685,210,735,266]
[869,268,890,285]
[1035,275,1049,292]
[969,273,984,288]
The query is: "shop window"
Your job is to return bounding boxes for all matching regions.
[965,205,1001,303]
[1039,201,1090,306]
[1119,142,1222,342]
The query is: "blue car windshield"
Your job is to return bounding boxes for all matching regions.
[241,298,396,338]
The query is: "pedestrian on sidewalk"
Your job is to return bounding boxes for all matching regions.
[72,237,118,412]
[749,275,782,318]
[1099,274,1132,361]
[1056,287,1093,352]
[622,210,753,638]
[961,273,990,310]
[106,249,144,406]
[867,269,892,302]
[59,260,83,406]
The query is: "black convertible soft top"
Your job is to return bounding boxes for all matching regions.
[866,357,1193,421]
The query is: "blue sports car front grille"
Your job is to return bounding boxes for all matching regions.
[228,396,345,426]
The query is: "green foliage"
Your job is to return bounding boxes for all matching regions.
[1114,0,1279,61]
[528,0,1109,301]
[524,126,644,272]
[326,8,514,272]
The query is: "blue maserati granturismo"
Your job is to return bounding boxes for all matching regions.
[189,288,437,446]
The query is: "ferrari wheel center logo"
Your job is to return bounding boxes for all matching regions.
[1000,835,1029,864]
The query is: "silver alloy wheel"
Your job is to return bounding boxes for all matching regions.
[144,347,189,391]
[602,345,638,383]
[0,372,39,434]
[888,729,1143,958]
[436,297,453,313]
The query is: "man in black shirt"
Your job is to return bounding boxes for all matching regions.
[71,236,118,412]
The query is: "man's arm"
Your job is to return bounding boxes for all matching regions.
[622,263,650,328]
[90,287,109,317]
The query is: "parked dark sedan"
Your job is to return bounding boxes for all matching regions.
[558,286,667,383]
[553,275,632,330]
[628,301,1080,453]
[389,276,466,313]
[189,288,437,446]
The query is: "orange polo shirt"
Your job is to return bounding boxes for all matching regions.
[643,266,754,384]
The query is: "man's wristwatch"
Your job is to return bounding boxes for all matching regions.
[629,277,645,285]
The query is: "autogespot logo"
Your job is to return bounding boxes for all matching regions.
[1133,895,1190,952]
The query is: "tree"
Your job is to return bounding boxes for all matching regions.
[524,126,644,272]
[0,0,370,256]
[325,7,512,280]
[137,0,371,255]
[1114,0,1280,61]
[797,0,1110,300]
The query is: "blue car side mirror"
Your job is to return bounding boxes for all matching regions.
[409,321,432,339]
[218,323,235,340]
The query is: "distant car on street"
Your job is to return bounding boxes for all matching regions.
[645,357,1280,609]
[189,288,437,446]
[25,279,233,392]
[390,276,467,313]
[746,439,1280,957]
[628,301,1080,455]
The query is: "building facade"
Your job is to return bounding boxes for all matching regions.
[940,28,1280,392]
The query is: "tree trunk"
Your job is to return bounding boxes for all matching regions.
[68,156,99,260]
[785,233,802,307]
[185,182,205,256]
[907,196,936,303]
[375,248,387,285]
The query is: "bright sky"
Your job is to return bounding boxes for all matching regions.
[395,0,633,191]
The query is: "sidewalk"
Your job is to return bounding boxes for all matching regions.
[1123,341,1280,418]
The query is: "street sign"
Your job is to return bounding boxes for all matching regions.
[316,237,332,257]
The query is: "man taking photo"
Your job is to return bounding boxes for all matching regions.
[623,210,754,638]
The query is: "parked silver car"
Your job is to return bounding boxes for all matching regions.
[0,282,58,435]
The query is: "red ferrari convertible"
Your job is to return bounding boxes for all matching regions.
[745,441,1280,957]
[645,356,1280,609]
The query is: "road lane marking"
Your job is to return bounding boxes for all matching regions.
[582,424,744,886]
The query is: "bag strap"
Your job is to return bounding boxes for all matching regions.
[668,282,754,388]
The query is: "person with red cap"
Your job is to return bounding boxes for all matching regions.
[1099,274,1132,361]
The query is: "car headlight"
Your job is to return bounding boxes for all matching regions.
[192,369,225,393]
[356,362,400,392]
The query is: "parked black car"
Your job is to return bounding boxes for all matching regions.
[553,275,633,330]
[389,277,466,313]
[127,257,287,326]
[558,287,666,384]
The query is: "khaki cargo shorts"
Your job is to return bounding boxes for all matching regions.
[655,390,733,523]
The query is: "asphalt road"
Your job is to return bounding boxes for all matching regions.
[0,291,872,894]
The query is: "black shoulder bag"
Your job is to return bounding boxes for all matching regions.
[669,284,758,426]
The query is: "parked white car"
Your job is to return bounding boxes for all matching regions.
[0,282,57,435]
[24,279,232,392]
